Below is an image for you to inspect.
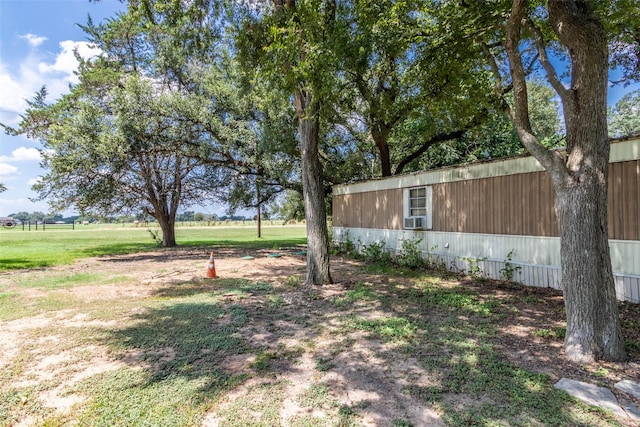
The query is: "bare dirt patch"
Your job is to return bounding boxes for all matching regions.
[1,248,639,426]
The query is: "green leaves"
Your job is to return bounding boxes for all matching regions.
[609,89,640,138]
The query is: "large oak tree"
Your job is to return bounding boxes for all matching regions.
[466,0,633,362]
[10,76,216,247]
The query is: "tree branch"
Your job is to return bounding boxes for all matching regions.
[522,15,570,104]
[393,111,488,175]
[505,0,566,178]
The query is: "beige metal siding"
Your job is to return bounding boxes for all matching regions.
[609,160,640,240]
[429,171,558,236]
[333,156,638,240]
[332,193,363,228]
[378,188,402,230]
[333,189,404,231]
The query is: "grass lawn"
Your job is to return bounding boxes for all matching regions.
[0,233,638,426]
[0,224,307,271]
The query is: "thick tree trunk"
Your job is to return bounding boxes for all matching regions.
[147,210,178,248]
[157,215,177,247]
[377,140,392,177]
[272,0,332,285]
[549,0,626,363]
[557,179,625,362]
[505,0,626,362]
[295,90,333,285]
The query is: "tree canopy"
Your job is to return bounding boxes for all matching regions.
[609,89,640,138]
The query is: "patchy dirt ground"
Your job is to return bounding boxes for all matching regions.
[1,247,639,426]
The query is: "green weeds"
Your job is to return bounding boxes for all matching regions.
[286,275,302,287]
[333,282,379,308]
[345,316,418,342]
[396,238,425,269]
[360,241,393,264]
[500,249,522,281]
[533,327,566,340]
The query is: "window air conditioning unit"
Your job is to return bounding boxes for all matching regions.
[404,216,427,230]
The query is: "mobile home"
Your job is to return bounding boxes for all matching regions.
[332,137,640,303]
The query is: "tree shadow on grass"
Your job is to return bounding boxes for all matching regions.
[56,292,261,426]
[369,279,626,426]
[179,238,307,250]
[308,276,627,426]
[76,299,255,425]
[74,237,305,261]
[88,243,307,264]
[107,301,251,384]
[87,276,328,425]
[149,278,273,299]
[74,242,159,258]
[89,267,628,426]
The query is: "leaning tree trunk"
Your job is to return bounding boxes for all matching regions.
[295,89,333,285]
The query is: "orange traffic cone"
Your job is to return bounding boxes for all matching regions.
[207,252,219,278]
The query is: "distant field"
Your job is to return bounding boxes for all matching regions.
[0,224,307,271]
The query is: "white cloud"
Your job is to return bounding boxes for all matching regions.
[0,39,103,127]
[27,177,42,187]
[0,147,42,162]
[0,64,30,123]
[19,33,48,47]
[0,162,19,176]
[38,40,102,77]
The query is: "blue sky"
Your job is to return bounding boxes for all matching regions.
[0,0,126,216]
[0,1,638,218]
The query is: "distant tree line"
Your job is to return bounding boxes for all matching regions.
[6,211,261,224]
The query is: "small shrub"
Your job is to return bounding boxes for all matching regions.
[332,231,357,256]
[397,238,424,269]
[500,250,522,281]
[462,256,487,278]
[147,229,162,245]
[361,241,393,264]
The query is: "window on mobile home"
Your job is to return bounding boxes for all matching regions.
[403,186,432,229]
